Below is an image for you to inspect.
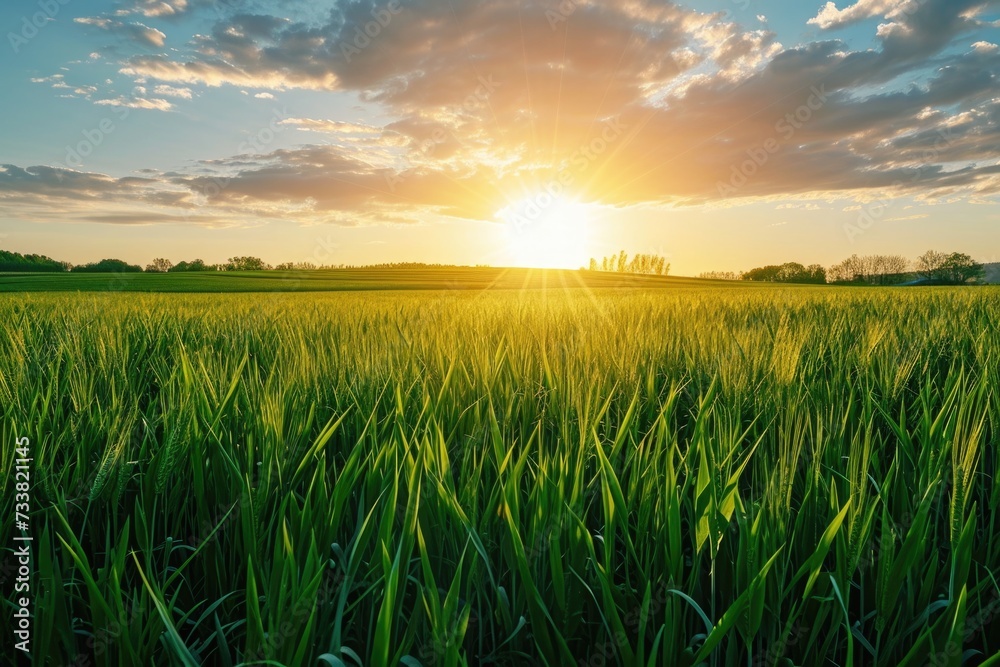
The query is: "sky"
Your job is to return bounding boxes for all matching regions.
[1,0,999,275]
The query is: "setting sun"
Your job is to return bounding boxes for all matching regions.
[498,194,592,269]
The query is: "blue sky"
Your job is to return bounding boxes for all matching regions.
[1,0,998,274]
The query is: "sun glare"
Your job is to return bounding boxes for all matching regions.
[497,193,592,269]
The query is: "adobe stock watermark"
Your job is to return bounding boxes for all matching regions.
[384,74,500,193]
[546,0,580,30]
[752,623,809,667]
[718,0,756,18]
[578,585,675,667]
[926,591,1000,667]
[412,611,480,667]
[209,0,243,19]
[67,598,146,666]
[339,0,403,62]
[716,85,829,197]
[240,569,358,665]
[8,0,72,53]
[842,125,957,243]
[500,116,627,233]
[183,107,290,216]
[11,436,33,655]
[56,107,131,170]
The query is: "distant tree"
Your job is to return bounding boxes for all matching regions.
[915,250,948,281]
[743,266,777,282]
[699,271,742,281]
[145,258,173,273]
[828,256,861,284]
[70,258,143,273]
[877,255,910,284]
[834,251,980,285]
[742,262,826,284]
[224,256,271,271]
[169,259,214,272]
[828,254,909,285]
[275,261,319,271]
[0,249,67,272]
[588,251,670,276]
[806,264,827,283]
[940,253,984,284]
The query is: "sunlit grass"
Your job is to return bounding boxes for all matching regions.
[1,287,998,666]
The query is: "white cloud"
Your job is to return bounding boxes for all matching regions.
[153,84,193,98]
[119,0,189,18]
[75,16,167,48]
[808,0,908,30]
[96,96,173,111]
[279,118,382,134]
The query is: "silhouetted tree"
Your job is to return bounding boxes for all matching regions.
[742,262,826,284]
[0,250,67,272]
[224,256,271,271]
[699,271,742,281]
[940,252,984,284]
[587,251,671,276]
[70,259,143,273]
[169,259,215,272]
[915,250,948,281]
[827,254,909,285]
[275,262,320,270]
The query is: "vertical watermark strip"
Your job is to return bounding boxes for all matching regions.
[12,436,33,655]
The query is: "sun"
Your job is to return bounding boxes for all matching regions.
[497,193,593,269]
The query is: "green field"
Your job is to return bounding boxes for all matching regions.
[0,267,738,293]
[2,284,999,666]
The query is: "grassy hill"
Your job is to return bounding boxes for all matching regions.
[0,266,753,292]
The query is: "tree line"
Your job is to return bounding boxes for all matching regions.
[744,263,827,284]
[587,251,671,276]
[157,259,477,272]
[699,262,827,284]
[0,251,493,274]
[0,250,69,272]
[0,247,988,284]
[699,250,986,285]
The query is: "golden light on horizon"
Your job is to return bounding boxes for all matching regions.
[498,194,593,270]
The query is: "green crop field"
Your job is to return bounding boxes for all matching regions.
[2,284,999,666]
[0,267,739,293]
